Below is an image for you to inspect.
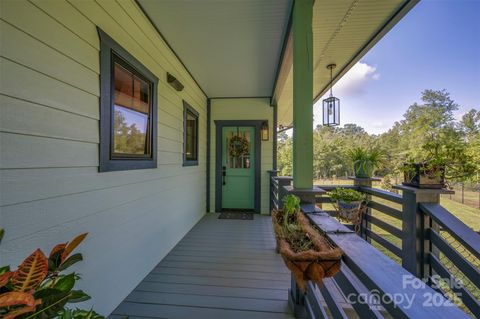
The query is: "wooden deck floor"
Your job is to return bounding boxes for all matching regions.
[110,213,295,319]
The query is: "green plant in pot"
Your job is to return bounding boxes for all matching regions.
[347,147,384,178]
[278,195,314,252]
[0,231,104,319]
[271,196,343,293]
[401,135,476,189]
[328,188,367,231]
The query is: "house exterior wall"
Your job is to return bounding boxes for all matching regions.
[0,0,207,315]
[209,98,274,214]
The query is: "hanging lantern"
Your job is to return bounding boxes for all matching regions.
[322,64,340,126]
[261,121,269,141]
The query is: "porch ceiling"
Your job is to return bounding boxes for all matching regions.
[276,0,418,127]
[137,0,292,98]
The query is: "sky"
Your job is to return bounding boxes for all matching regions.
[313,0,480,135]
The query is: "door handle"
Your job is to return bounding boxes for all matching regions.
[222,166,226,185]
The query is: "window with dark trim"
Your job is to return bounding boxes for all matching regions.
[183,101,199,166]
[98,28,158,172]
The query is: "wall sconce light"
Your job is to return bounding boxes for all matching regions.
[167,72,184,91]
[322,64,340,126]
[261,121,269,141]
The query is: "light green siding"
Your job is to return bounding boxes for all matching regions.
[0,0,206,315]
[209,98,274,214]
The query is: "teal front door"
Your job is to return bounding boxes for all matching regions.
[221,126,255,209]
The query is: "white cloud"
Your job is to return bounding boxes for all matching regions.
[333,62,379,97]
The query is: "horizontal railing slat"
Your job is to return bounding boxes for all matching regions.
[429,229,480,291]
[316,196,333,204]
[360,186,403,204]
[318,279,349,319]
[306,281,329,319]
[367,201,402,220]
[429,253,480,316]
[315,185,358,192]
[365,214,403,238]
[334,267,384,319]
[421,203,480,260]
[364,228,402,258]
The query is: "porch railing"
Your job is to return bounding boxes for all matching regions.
[269,173,480,318]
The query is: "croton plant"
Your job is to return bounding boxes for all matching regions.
[0,229,104,319]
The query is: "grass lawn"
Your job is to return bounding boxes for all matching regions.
[440,198,480,230]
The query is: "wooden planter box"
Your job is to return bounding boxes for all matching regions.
[402,162,445,189]
[272,210,343,292]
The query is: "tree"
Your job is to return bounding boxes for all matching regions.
[276,89,478,184]
[460,109,480,178]
[114,109,147,155]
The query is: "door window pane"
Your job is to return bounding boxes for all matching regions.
[227,129,250,169]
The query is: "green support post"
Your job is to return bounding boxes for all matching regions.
[292,0,313,190]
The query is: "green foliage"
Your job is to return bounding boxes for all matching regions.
[113,109,147,155]
[277,195,314,252]
[277,89,479,184]
[282,194,301,226]
[277,132,293,176]
[328,188,366,203]
[58,309,104,319]
[347,147,385,177]
[0,233,104,319]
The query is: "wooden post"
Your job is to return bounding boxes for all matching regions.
[394,185,454,279]
[292,0,313,190]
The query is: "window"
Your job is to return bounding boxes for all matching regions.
[98,28,158,172]
[183,101,199,166]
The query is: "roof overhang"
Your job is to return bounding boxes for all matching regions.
[137,0,292,98]
[136,0,418,118]
[275,0,419,126]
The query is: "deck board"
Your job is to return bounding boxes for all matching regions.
[110,213,294,318]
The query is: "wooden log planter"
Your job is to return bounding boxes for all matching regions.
[272,210,343,293]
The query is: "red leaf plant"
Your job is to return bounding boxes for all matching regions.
[0,230,104,318]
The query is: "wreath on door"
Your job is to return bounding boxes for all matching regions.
[228,135,249,157]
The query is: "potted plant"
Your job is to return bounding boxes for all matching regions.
[0,230,104,319]
[347,147,384,178]
[271,195,342,292]
[401,137,476,189]
[328,188,367,231]
[401,159,446,189]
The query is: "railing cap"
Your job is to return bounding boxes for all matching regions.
[348,176,382,181]
[393,185,454,194]
[273,176,293,181]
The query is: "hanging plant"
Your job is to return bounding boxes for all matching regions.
[228,135,249,158]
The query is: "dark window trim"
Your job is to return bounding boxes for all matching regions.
[98,27,158,172]
[183,100,199,166]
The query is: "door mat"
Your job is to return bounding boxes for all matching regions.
[218,212,254,220]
